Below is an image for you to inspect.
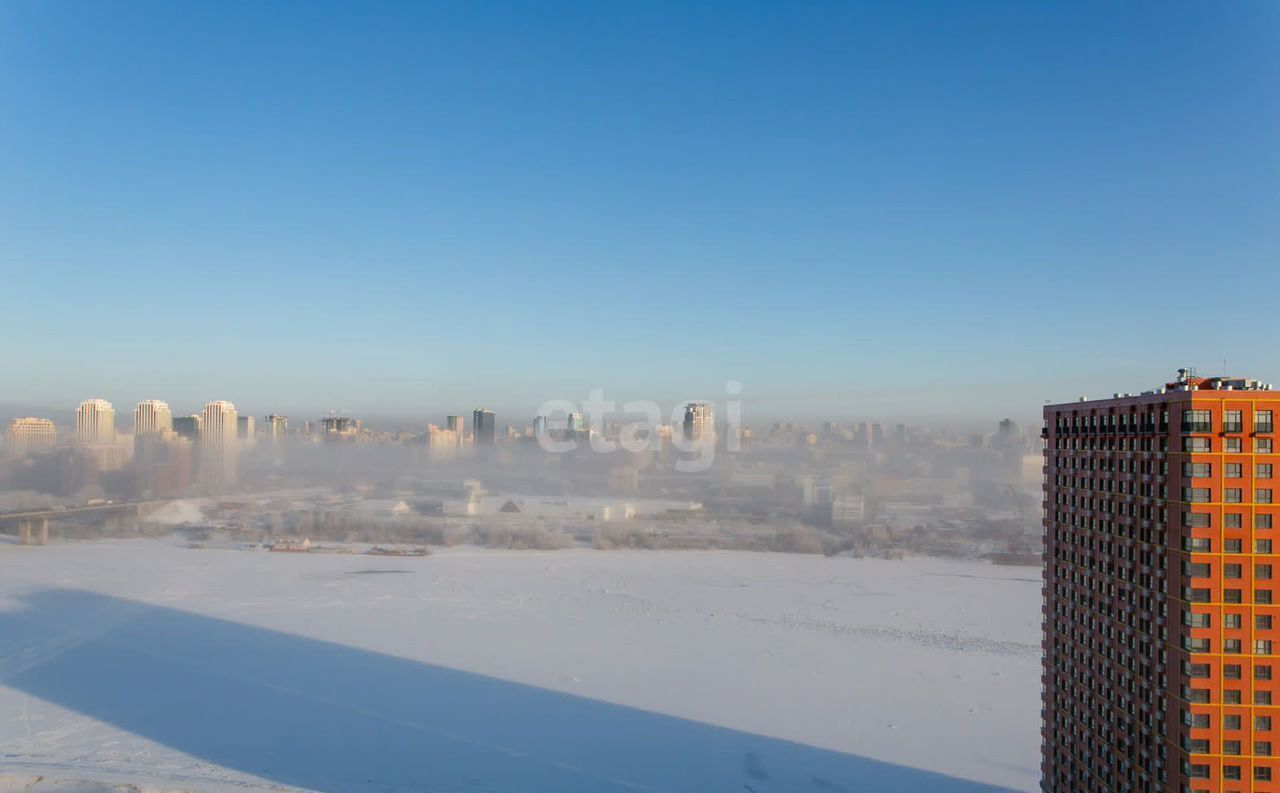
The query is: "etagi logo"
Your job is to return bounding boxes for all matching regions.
[534,381,742,473]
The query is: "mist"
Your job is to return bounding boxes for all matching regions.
[1,401,1040,563]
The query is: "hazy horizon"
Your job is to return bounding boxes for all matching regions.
[0,362,1256,431]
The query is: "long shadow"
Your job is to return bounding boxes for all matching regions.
[0,589,1019,793]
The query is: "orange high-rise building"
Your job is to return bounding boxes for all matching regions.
[1043,370,1280,792]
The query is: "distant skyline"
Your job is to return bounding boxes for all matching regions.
[0,366,1234,433]
[2,2,1277,420]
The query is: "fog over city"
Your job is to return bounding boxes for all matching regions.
[1,395,1041,561]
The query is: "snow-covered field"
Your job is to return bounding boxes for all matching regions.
[0,539,1041,792]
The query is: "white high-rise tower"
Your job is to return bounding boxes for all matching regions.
[76,399,116,445]
[134,399,173,436]
[200,400,239,486]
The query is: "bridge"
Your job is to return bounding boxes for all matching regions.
[0,502,157,545]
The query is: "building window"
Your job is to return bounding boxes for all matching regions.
[1259,564,1273,581]
[1257,539,1273,553]
[1257,640,1274,656]
[1224,740,1242,755]
[1185,487,1213,503]
[1224,765,1242,781]
[1261,614,1275,630]
[1258,691,1274,705]
[1226,463,1243,478]
[1187,611,1212,628]
[1262,437,1275,454]
[1260,514,1275,530]
[1222,663,1239,678]
[1187,536,1213,552]
[1184,436,1212,452]
[1261,489,1275,504]
[1226,688,1244,703]
[1259,589,1274,605]
[1226,488,1243,503]
[1260,464,1275,479]
[1258,665,1274,680]
[1257,742,1273,757]
[1185,512,1212,529]
[1227,437,1244,453]
[1227,538,1244,552]
[1188,637,1212,652]
[1225,564,1242,579]
[1226,612,1243,628]
[1227,714,1243,729]
[1227,513,1243,528]
[1184,410,1213,433]
[1225,411,1244,432]
[1258,767,1274,782]
[1226,588,1244,603]
[1185,462,1212,478]
[1190,763,1210,779]
[1258,411,1275,433]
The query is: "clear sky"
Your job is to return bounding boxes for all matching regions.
[1,1,1277,424]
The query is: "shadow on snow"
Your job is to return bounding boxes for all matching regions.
[0,589,1018,793]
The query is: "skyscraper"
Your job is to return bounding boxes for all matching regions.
[473,409,495,446]
[76,399,115,445]
[173,414,202,440]
[134,400,190,497]
[682,402,715,443]
[997,417,1019,443]
[425,423,460,462]
[320,415,359,441]
[6,417,57,457]
[1042,371,1279,792]
[265,414,288,441]
[200,400,239,486]
[134,399,173,436]
[237,415,256,445]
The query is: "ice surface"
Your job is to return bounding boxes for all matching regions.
[139,501,206,527]
[0,540,1040,792]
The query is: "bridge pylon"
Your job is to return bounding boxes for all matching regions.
[17,518,49,545]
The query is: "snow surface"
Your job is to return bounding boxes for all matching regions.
[0,540,1041,792]
[139,501,205,527]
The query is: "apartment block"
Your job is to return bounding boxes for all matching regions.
[1043,370,1279,792]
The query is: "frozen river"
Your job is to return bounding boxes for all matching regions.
[0,539,1041,792]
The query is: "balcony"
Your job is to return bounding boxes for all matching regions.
[1181,421,1213,434]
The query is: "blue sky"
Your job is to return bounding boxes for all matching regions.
[1,1,1277,423]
